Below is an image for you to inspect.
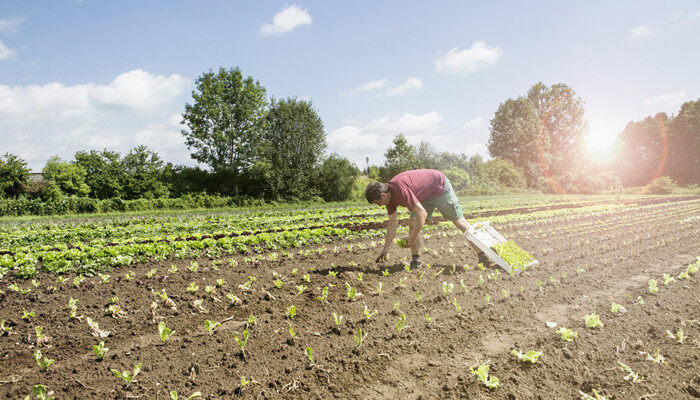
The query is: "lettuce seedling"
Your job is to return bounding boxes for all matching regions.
[645,348,666,364]
[357,272,364,282]
[332,313,343,326]
[21,310,35,320]
[169,390,201,400]
[395,238,408,248]
[442,281,454,296]
[363,305,378,320]
[23,384,55,400]
[204,320,220,335]
[377,282,383,294]
[86,317,110,338]
[317,286,329,304]
[34,350,54,371]
[287,306,296,319]
[382,269,389,276]
[272,279,284,289]
[578,389,609,400]
[239,376,259,390]
[73,276,84,287]
[34,326,50,346]
[247,315,256,328]
[425,313,434,324]
[225,293,242,305]
[617,361,643,383]
[303,273,311,283]
[145,269,157,279]
[662,273,675,285]
[393,300,400,310]
[397,277,407,287]
[93,341,109,360]
[111,363,142,388]
[288,326,295,340]
[158,321,174,343]
[453,297,462,312]
[186,282,199,292]
[395,313,406,334]
[511,349,542,363]
[556,327,577,342]
[666,328,685,343]
[345,282,357,301]
[106,304,127,318]
[354,327,367,348]
[648,279,658,294]
[584,314,603,329]
[296,284,307,294]
[610,302,623,313]
[234,330,249,354]
[414,292,422,303]
[470,363,499,389]
[305,347,314,366]
[0,320,11,336]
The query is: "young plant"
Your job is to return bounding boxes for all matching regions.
[111,363,142,388]
[376,282,383,294]
[345,282,357,301]
[296,284,307,294]
[511,349,542,363]
[34,350,54,371]
[397,277,407,287]
[225,293,242,305]
[169,391,202,400]
[305,346,314,366]
[316,286,329,304]
[145,268,157,279]
[332,313,344,327]
[106,304,127,318]
[648,279,659,294]
[354,327,367,347]
[556,327,578,342]
[86,317,110,338]
[158,321,174,343]
[93,341,109,360]
[645,348,666,364]
[470,363,499,389]
[382,268,389,276]
[303,273,311,283]
[425,313,434,325]
[21,309,36,320]
[272,279,284,289]
[24,384,55,400]
[414,291,422,303]
[395,313,406,334]
[363,304,378,320]
[453,297,462,312]
[666,328,685,343]
[584,313,604,329]
[617,361,643,383]
[287,305,297,320]
[357,272,364,281]
[442,281,454,296]
[610,302,624,313]
[204,320,220,335]
[578,389,609,400]
[234,330,249,354]
[34,326,50,346]
[0,320,11,336]
[662,273,675,285]
[186,282,199,292]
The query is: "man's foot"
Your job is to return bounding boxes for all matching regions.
[477,253,490,265]
[410,258,423,269]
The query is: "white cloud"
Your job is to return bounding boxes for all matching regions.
[340,79,387,96]
[691,10,700,19]
[384,77,423,96]
[463,116,485,129]
[0,17,25,34]
[260,5,312,36]
[645,91,688,111]
[434,41,501,76]
[327,112,443,166]
[627,25,654,38]
[0,70,193,170]
[0,40,17,60]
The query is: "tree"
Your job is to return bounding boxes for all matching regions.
[488,82,588,189]
[0,153,30,198]
[42,156,90,197]
[615,113,668,187]
[382,134,420,181]
[121,146,169,199]
[480,158,526,188]
[444,167,470,191]
[666,99,699,185]
[263,98,326,199]
[74,150,124,199]
[181,67,268,173]
[315,154,360,201]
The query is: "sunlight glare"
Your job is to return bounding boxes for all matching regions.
[586,129,618,153]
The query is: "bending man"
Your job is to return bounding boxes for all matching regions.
[365,169,479,269]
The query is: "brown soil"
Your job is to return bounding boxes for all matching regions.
[1,199,699,399]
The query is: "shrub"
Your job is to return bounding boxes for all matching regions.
[646,176,677,194]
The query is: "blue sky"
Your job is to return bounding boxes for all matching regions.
[1,1,698,170]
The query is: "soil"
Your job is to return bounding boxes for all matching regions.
[1,198,698,399]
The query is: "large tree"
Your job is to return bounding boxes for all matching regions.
[181,67,268,173]
[74,149,124,199]
[615,113,668,187]
[381,134,420,181]
[666,99,699,185]
[0,153,30,198]
[120,146,169,199]
[42,156,90,197]
[315,154,360,201]
[488,82,587,189]
[263,98,326,199]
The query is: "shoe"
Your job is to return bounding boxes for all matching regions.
[477,253,490,265]
[410,258,423,269]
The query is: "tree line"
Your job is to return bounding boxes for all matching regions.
[0,69,697,214]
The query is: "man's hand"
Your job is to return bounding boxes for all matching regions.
[375,248,388,263]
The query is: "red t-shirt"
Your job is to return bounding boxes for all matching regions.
[386,169,446,215]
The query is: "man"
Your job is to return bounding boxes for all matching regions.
[365,169,479,269]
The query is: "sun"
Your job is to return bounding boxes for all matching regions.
[585,129,618,154]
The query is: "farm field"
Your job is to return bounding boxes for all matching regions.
[0,195,699,399]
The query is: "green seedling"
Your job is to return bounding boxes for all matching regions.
[86,317,110,338]
[453,297,462,312]
[23,384,55,400]
[477,263,485,271]
[578,389,609,400]
[186,282,199,292]
[363,305,378,320]
[442,281,454,296]
[328,270,337,278]
[460,279,470,293]
[645,348,666,364]
[354,327,367,347]
[425,313,434,324]
[305,346,314,366]
[93,341,109,360]
[317,286,329,304]
[106,304,127,318]
[239,376,259,390]
[332,313,344,326]
[357,272,364,281]
[414,291,422,302]
[395,313,406,334]
[287,305,296,319]
[169,390,202,400]
[511,349,542,363]
[484,294,490,305]
[397,277,407,287]
[188,261,198,272]
[22,310,36,320]
[556,327,577,342]
[288,326,295,339]
[470,363,499,389]
[168,265,178,274]
[403,263,411,273]
[393,300,400,310]
[273,279,284,289]
[395,238,408,248]
[662,273,675,285]
[234,330,249,353]
[303,273,311,283]
[666,328,685,343]
[96,273,109,283]
[247,315,256,328]
[204,285,214,295]
[617,361,643,383]
[204,320,220,335]
[501,289,510,299]
[0,320,11,336]
[584,313,603,329]
[111,363,142,388]
[610,302,623,313]
[34,326,49,346]
[158,321,174,343]
[434,268,444,277]
[478,275,485,287]
[648,279,659,294]
[225,293,242,305]
[73,276,84,287]
[345,282,357,301]
[296,284,307,294]
[377,282,383,294]
[34,350,54,371]
[382,269,389,276]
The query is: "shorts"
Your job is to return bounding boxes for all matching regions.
[410,177,464,222]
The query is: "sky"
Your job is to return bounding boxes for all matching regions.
[0,1,698,171]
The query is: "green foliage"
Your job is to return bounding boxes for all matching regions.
[646,176,678,194]
[556,327,577,342]
[93,341,109,360]
[181,67,268,174]
[121,146,169,200]
[492,240,534,271]
[169,391,202,400]
[381,134,420,181]
[665,99,699,185]
[23,384,54,400]
[511,349,542,363]
[316,153,360,201]
[34,350,54,371]
[470,363,499,389]
[0,153,30,198]
[158,321,174,343]
[584,313,604,329]
[443,167,470,191]
[111,363,142,388]
[74,149,124,199]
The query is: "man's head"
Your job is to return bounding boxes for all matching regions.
[365,182,391,206]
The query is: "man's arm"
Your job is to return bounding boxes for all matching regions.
[407,203,427,248]
[376,212,398,262]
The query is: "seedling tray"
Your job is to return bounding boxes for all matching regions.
[463,221,538,275]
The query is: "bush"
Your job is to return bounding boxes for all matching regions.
[646,176,678,194]
[444,167,470,191]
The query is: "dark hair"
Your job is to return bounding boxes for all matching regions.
[365,182,388,203]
